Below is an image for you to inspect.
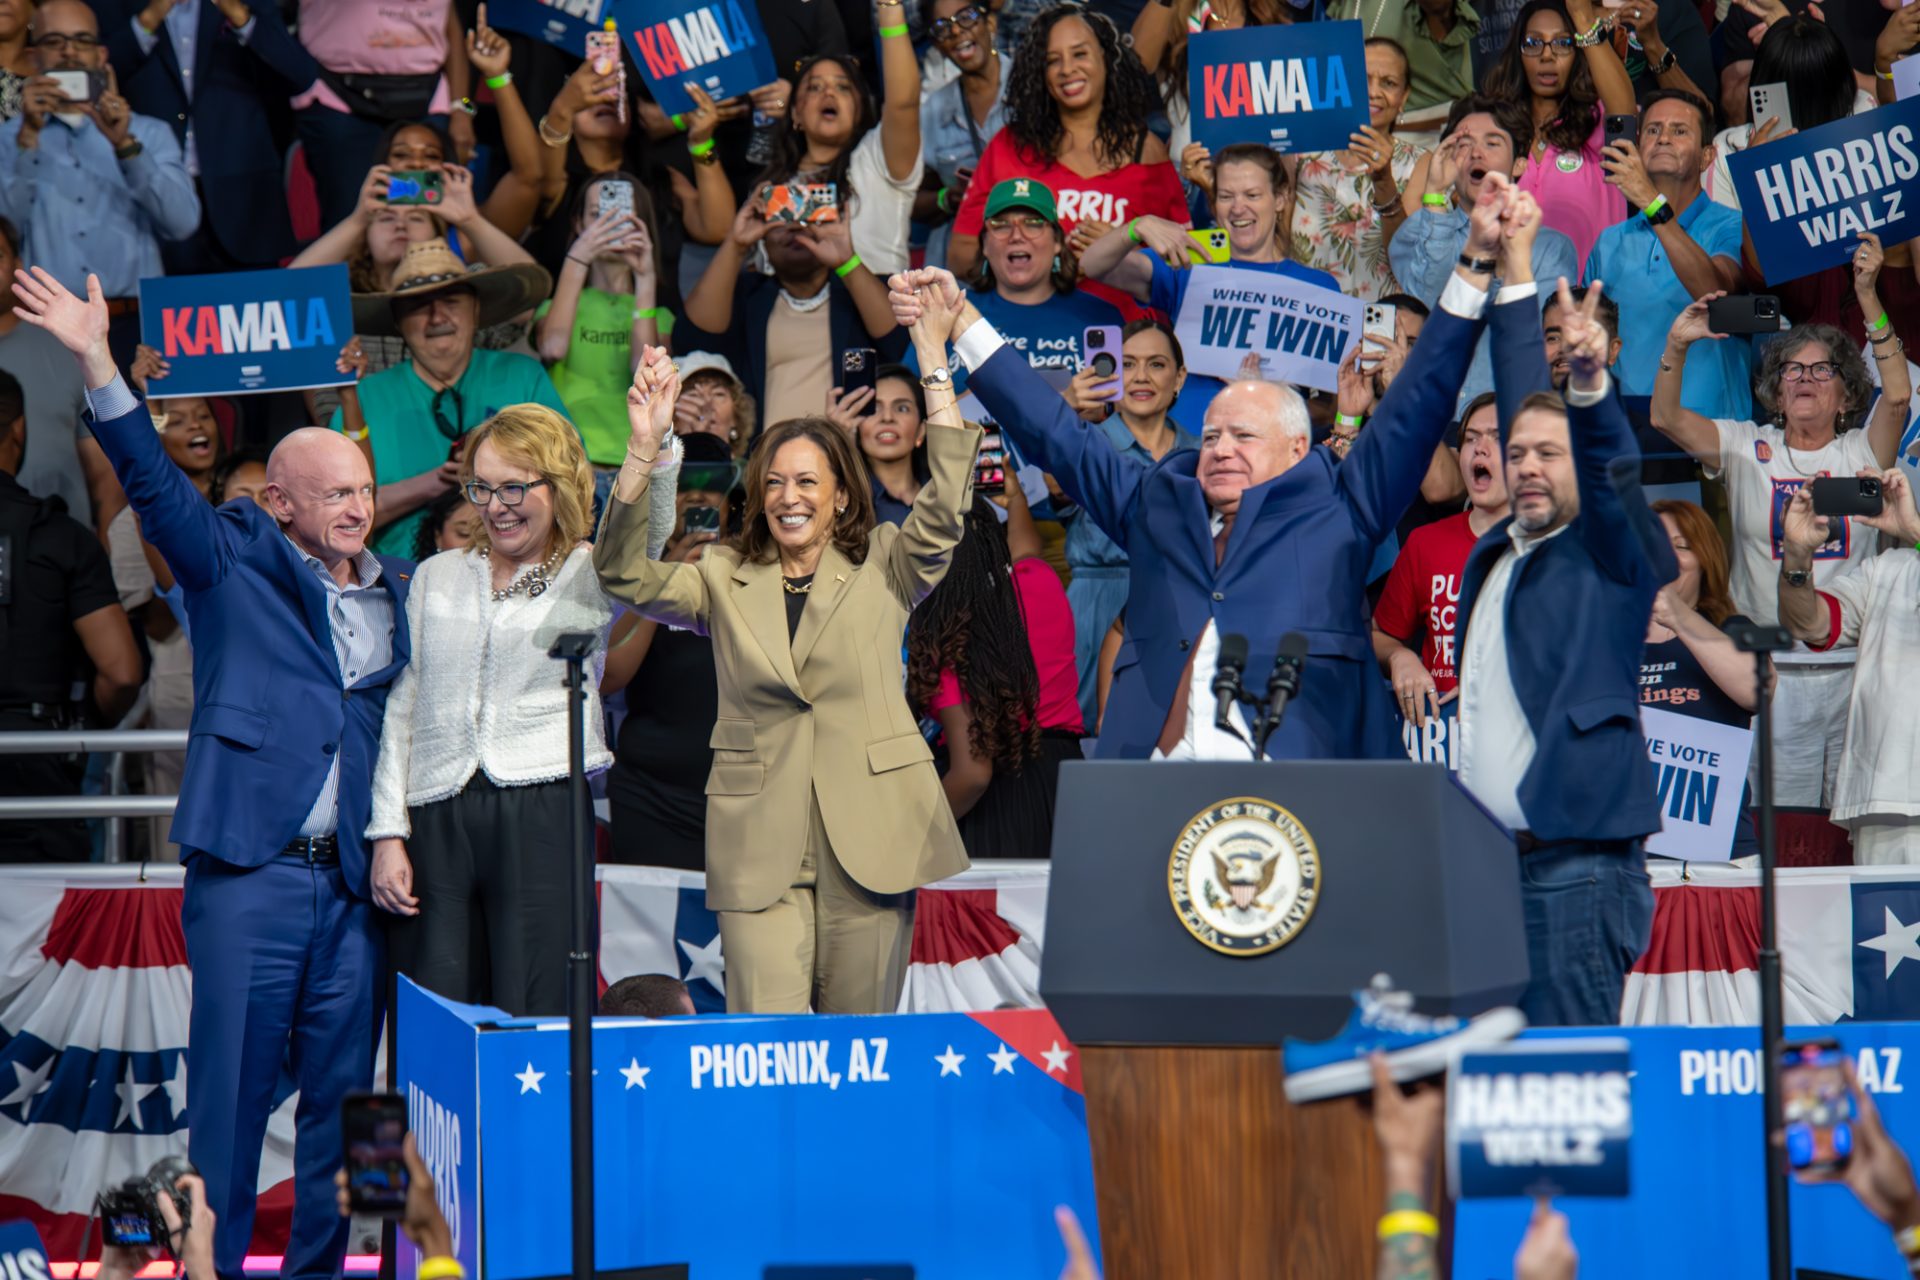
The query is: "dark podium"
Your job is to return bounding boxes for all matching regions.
[1041,760,1527,1280]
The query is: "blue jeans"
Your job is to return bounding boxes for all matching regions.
[1517,842,1654,1028]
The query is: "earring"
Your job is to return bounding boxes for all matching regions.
[1052,254,1062,275]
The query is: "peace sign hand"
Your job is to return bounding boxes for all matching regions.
[1554,276,1611,392]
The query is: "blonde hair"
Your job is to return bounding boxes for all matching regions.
[458,404,595,559]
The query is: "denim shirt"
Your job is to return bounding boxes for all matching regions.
[919,64,1008,270]
[1063,415,1200,574]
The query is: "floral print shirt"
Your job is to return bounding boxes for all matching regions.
[1289,137,1425,302]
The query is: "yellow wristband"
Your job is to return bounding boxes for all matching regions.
[1376,1210,1439,1240]
[418,1258,465,1280]
[342,425,370,442]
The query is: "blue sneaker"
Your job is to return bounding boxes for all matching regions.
[1281,974,1526,1103]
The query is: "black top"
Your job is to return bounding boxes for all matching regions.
[1640,612,1759,858]
[0,472,119,706]
[783,575,814,640]
[606,626,720,841]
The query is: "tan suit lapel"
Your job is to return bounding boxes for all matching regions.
[731,558,804,699]
[791,543,854,672]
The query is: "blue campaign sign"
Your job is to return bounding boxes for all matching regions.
[1186,21,1369,155]
[616,0,776,117]
[394,982,491,1280]
[1727,98,1920,284]
[1448,1040,1633,1199]
[0,1220,51,1280]
[1400,699,1459,770]
[486,0,613,48]
[1454,1024,1920,1279]
[137,264,352,397]
[393,978,1099,1279]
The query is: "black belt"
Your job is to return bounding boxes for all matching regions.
[1514,831,1636,856]
[280,834,340,865]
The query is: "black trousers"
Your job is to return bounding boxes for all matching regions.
[385,773,580,1016]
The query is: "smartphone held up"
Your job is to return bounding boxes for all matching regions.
[342,1091,410,1217]
[1781,1040,1853,1175]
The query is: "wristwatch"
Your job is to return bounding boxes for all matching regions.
[1649,44,1676,74]
[1643,196,1675,227]
[920,367,953,391]
[1783,567,1812,588]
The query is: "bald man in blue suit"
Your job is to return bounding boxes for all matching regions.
[11,266,409,1280]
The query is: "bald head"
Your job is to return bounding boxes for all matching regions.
[266,429,376,571]
[1197,378,1312,513]
[31,0,99,37]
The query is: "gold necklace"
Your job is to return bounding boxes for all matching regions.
[483,544,566,601]
[781,575,814,595]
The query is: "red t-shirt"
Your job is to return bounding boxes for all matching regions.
[929,558,1085,735]
[953,131,1188,248]
[1372,513,1483,693]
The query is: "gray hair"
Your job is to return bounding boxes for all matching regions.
[1752,323,1874,427]
[1215,378,1311,440]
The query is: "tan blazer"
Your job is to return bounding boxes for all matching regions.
[593,424,981,913]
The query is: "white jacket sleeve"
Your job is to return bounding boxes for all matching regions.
[366,571,429,840]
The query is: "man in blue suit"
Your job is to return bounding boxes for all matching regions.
[11,266,409,1280]
[1453,222,1678,1027]
[889,179,1526,762]
[95,0,317,272]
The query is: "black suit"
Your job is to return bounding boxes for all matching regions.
[95,0,317,268]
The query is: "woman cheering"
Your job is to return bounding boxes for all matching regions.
[366,405,680,1015]
[594,331,981,1015]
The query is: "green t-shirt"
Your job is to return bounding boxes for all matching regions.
[330,347,571,558]
[534,288,674,466]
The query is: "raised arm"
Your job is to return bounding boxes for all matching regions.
[289,166,390,271]
[593,348,709,630]
[1486,202,1552,434]
[1079,220,1180,303]
[11,267,236,589]
[1651,294,1729,467]
[685,201,767,336]
[895,270,1148,550]
[1566,0,1639,117]
[875,1,922,182]
[883,284,984,607]
[465,6,545,238]
[1557,278,1677,588]
[1855,233,1911,468]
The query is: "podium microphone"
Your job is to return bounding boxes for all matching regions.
[1212,632,1250,735]
[1253,632,1309,759]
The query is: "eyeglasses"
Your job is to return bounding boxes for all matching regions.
[31,32,102,52]
[1519,34,1576,58]
[1780,361,1838,383]
[984,213,1050,235]
[430,384,466,442]
[930,6,985,42]
[465,478,551,507]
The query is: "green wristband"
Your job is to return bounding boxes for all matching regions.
[1335,412,1365,429]
[1126,218,1142,244]
[936,186,951,214]
[633,307,662,320]
[1421,192,1448,208]
[835,253,863,278]
[671,113,686,131]
[1873,311,1891,333]
[485,72,512,91]
[689,137,715,157]
[879,22,909,37]
[1642,193,1668,221]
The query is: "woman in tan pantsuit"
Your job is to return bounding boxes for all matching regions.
[594,315,980,1014]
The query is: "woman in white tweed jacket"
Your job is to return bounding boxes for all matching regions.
[366,403,678,1014]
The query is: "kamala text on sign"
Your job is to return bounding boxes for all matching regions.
[1727,98,1920,284]
[484,0,610,48]
[137,263,353,397]
[1186,22,1370,155]
[621,0,775,116]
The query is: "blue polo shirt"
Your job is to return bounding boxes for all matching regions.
[1584,196,1751,421]
[1144,252,1342,433]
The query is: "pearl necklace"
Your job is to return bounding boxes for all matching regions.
[482,544,566,601]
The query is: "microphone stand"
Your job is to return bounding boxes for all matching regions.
[1733,622,1794,1280]
[548,631,599,1280]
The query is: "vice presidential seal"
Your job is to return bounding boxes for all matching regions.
[1167,797,1320,956]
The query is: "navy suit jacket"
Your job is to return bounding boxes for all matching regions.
[96,0,316,263]
[966,302,1487,760]
[90,396,410,898]
[1456,297,1678,842]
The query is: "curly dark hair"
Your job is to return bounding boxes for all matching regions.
[735,418,877,566]
[907,496,1042,773]
[753,55,876,213]
[1002,5,1157,172]
[1481,0,1600,156]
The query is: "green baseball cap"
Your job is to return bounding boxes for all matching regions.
[982,177,1059,224]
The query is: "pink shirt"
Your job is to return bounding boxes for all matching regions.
[929,559,1085,736]
[292,0,452,116]
[1516,108,1624,276]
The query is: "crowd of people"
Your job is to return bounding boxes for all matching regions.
[4,0,1920,1273]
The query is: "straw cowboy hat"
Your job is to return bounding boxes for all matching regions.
[351,238,551,337]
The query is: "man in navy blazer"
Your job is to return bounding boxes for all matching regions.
[11,266,408,1280]
[1453,226,1678,1027]
[887,184,1523,761]
[95,0,317,271]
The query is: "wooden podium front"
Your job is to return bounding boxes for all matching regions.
[1081,1046,1386,1280]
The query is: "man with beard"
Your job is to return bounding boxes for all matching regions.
[1389,92,1576,407]
[1453,208,1677,1026]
